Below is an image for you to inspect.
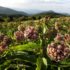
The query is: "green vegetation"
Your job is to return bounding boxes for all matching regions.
[0,16,70,70]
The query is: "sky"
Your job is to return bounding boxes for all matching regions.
[0,0,70,14]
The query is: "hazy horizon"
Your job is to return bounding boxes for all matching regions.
[0,0,70,14]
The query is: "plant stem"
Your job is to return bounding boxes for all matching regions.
[58,67,61,70]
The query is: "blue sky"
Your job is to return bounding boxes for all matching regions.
[0,0,70,14]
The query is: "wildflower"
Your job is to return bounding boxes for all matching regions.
[47,42,70,62]
[14,31,24,42]
[24,26,38,40]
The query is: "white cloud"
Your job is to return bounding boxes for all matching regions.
[0,0,70,14]
[0,0,27,7]
[0,0,68,7]
[44,0,60,2]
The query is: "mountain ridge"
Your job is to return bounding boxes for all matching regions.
[0,6,69,17]
[0,6,28,16]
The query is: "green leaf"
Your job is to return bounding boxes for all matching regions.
[42,57,48,68]
[12,42,41,51]
[36,57,42,70]
[60,58,70,67]
[0,50,37,70]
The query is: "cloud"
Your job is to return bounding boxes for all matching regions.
[0,0,70,14]
[0,0,69,7]
[0,0,27,7]
[44,0,61,2]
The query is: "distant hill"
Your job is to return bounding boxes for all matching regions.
[33,11,68,17]
[0,6,28,16]
[0,6,69,18]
